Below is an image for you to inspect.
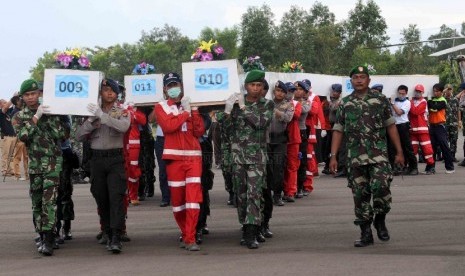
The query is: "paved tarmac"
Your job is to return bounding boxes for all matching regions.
[1,159,465,276]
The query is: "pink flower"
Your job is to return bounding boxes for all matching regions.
[78,56,90,68]
[200,52,213,61]
[60,55,73,67]
[214,46,224,55]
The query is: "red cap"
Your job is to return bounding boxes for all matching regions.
[414,84,424,92]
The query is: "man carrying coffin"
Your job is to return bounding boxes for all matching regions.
[13,79,66,256]
[154,72,205,251]
[220,69,274,249]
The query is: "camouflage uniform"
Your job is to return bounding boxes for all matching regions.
[216,112,233,198]
[445,96,459,157]
[12,107,64,233]
[333,91,395,225]
[221,97,274,226]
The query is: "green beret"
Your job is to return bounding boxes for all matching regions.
[349,65,369,77]
[19,79,40,96]
[245,69,265,83]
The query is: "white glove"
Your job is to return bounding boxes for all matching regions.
[87,103,103,118]
[34,105,50,120]
[180,97,191,113]
[321,130,327,138]
[225,94,237,114]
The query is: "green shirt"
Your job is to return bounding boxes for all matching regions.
[333,90,395,167]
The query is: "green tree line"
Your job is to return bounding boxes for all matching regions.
[30,1,465,87]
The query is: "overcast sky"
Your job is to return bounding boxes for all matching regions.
[0,0,463,100]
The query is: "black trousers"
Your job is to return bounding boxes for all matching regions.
[198,138,214,231]
[266,143,287,195]
[56,149,75,232]
[90,151,126,232]
[388,122,418,170]
[430,124,454,170]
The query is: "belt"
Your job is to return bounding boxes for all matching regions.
[92,148,123,158]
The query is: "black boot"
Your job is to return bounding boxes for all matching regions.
[110,230,122,253]
[240,226,246,246]
[41,231,55,256]
[256,229,266,243]
[373,214,390,241]
[196,230,203,244]
[354,223,374,247]
[244,224,259,249]
[227,191,234,206]
[63,220,72,240]
[36,233,44,253]
[261,222,273,238]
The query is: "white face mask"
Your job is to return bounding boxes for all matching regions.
[167,87,181,98]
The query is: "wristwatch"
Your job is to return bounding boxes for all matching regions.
[329,153,337,158]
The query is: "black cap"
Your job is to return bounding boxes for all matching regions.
[285,82,296,92]
[460,82,465,91]
[274,81,288,93]
[331,83,342,93]
[163,72,182,86]
[295,81,310,92]
[101,78,120,94]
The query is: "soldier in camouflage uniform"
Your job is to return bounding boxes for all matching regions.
[217,110,234,205]
[444,84,460,162]
[330,66,404,247]
[457,83,465,166]
[220,70,274,249]
[13,79,65,256]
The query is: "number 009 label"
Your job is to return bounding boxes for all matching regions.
[55,75,89,98]
[194,68,229,91]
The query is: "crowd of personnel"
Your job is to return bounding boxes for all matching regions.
[2,66,465,255]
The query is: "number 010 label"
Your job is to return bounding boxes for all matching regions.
[194,68,229,91]
[55,75,89,98]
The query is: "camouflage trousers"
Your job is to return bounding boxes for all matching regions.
[232,163,265,226]
[446,125,458,156]
[29,172,60,232]
[347,162,392,225]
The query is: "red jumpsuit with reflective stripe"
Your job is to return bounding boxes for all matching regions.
[154,100,204,245]
[409,98,434,165]
[284,100,302,197]
[304,94,322,193]
[123,107,147,202]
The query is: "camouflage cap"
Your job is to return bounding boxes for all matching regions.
[349,65,369,77]
[19,79,40,96]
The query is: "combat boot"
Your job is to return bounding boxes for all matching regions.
[354,223,374,247]
[41,231,55,256]
[110,230,122,254]
[373,214,390,241]
[261,222,273,238]
[36,233,44,253]
[244,224,259,249]
[256,229,266,243]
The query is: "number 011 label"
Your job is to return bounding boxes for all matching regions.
[131,79,156,96]
[194,68,229,91]
[55,75,89,98]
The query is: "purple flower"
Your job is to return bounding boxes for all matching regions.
[59,55,73,68]
[140,62,147,68]
[200,52,213,61]
[214,46,224,55]
[78,56,90,68]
